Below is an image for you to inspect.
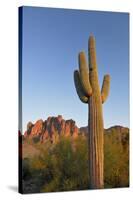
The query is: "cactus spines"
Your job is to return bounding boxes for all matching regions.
[73,35,110,189]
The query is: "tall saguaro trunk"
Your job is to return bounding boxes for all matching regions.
[73,35,110,189]
[89,95,104,188]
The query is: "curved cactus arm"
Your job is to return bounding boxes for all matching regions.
[79,51,92,97]
[101,74,110,103]
[74,70,89,103]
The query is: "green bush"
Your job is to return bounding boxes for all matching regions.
[22,131,129,193]
[104,131,129,188]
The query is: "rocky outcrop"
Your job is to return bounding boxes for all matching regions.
[30,120,43,137]
[24,115,79,143]
[24,116,129,145]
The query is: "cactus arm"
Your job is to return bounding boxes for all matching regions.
[89,35,97,70]
[74,70,89,103]
[101,74,110,103]
[78,52,92,96]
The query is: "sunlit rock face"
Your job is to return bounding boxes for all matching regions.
[24,115,79,143]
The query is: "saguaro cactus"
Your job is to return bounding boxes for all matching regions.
[74,35,110,189]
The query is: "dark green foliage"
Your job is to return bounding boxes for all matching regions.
[22,129,129,193]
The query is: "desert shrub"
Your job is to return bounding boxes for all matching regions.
[22,158,32,180]
[22,131,129,193]
[104,131,129,188]
[41,136,89,192]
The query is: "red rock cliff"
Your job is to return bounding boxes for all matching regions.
[24,115,79,143]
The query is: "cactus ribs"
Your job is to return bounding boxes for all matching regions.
[74,35,110,189]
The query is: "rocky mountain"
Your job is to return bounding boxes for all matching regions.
[24,115,79,143]
[23,115,129,145]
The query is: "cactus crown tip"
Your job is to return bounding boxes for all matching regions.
[89,33,95,39]
[105,74,110,79]
[79,51,85,55]
[90,32,94,36]
[78,51,86,60]
[89,34,95,48]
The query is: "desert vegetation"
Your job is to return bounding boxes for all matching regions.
[22,126,129,193]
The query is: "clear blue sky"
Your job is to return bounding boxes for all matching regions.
[21,6,129,132]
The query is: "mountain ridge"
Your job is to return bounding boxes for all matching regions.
[22,115,129,144]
